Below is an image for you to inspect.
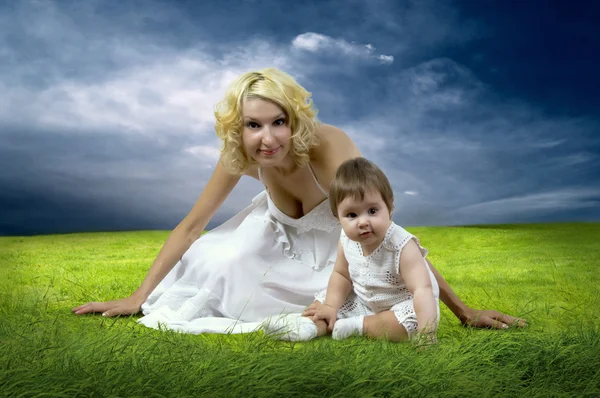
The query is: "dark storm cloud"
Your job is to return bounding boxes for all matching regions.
[1,0,598,235]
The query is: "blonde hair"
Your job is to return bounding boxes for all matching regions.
[329,157,395,218]
[214,68,320,175]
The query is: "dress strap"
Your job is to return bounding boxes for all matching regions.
[308,164,329,197]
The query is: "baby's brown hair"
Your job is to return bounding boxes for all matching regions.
[329,157,394,218]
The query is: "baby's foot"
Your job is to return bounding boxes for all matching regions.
[261,314,318,341]
[332,316,364,340]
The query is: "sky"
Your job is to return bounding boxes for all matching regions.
[1,0,599,236]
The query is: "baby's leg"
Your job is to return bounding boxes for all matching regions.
[309,293,371,339]
[334,299,425,342]
[332,311,410,342]
[329,296,373,340]
[371,299,438,342]
[363,311,410,342]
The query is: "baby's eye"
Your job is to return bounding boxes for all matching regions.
[368,208,378,215]
[274,118,285,126]
[247,121,260,129]
[346,213,357,218]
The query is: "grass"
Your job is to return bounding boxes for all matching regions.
[1,222,599,397]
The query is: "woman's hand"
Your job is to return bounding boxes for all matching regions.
[460,308,527,329]
[72,295,145,317]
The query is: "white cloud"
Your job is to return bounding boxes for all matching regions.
[0,49,295,140]
[2,29,395,144]
[558,153,594,167]
[535,139,567,148]
[292,32,329,51]
[378,55,394,64]
[185,145,221,161]
[404,191,418,196]
[292,32,394,64]
[0,2,301,140]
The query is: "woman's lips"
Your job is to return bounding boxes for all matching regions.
[260,146,281,156]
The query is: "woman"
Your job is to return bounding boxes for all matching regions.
[72,68,526,334]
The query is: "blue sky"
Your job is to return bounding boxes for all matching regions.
[1,0,599,236]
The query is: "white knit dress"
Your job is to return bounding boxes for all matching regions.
[315,222,440,337]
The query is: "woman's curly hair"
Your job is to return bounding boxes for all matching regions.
[214,68,320,175]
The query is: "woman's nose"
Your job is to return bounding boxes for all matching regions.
[261,127,275,143]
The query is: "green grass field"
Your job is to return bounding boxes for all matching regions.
[1,223,599,397]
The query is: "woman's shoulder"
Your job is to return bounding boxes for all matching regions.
[314,124,356,148]
[311,124,362,165]
[309,124,362,184]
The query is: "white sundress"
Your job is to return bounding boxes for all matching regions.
[138,165,341,334]
[315,222,440,338]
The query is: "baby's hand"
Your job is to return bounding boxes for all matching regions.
[312,304,338,332]
[302,301,323,318]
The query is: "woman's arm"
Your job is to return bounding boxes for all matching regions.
[72,159,242,317]
[426,258,527,329]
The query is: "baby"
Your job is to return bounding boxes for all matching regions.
[264,157,440,343]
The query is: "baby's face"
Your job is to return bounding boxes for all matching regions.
[337,190,392,250]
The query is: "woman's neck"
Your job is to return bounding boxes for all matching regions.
[271,156,300,176]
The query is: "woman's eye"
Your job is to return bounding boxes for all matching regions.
[369,208,378,215]
[274,118,285,126]
[247,122,259,129]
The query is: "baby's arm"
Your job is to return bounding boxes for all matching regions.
[312,241,352,330]
[399,240,438,336]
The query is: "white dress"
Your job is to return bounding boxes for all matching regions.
[138,165,341,334]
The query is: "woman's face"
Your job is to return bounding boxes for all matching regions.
[242,97,292,167]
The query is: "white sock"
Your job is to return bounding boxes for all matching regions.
[332,315,364,340]
[261,314,318,342]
